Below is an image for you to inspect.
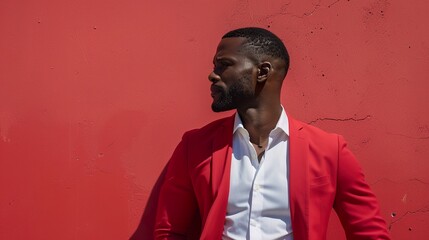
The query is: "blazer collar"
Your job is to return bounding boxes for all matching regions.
[288,117,309,240]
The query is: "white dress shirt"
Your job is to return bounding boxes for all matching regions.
[223,108,293,240]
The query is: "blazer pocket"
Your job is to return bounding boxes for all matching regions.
[310,175,331,187]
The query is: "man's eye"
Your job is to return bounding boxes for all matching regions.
[213,61,232,72]
[214,63,225,70]
[216,62,230,68]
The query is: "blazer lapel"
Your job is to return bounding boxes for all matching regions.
[289,117,309,240]
[200,116,234,240]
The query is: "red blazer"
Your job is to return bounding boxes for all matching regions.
[154,115,390,240]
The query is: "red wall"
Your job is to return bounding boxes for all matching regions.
[1,0,428,239]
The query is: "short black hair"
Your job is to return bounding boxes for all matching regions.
[222,27,289,70]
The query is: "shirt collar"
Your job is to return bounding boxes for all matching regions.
[233,106,289,136]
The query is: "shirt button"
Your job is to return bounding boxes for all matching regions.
[250,219,257,226]
[254,184,260,191]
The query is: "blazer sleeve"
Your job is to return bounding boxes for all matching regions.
[333,136,390,240]
[154,133,200,240]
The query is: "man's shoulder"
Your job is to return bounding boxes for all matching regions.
[289,116,341,147]
[288,117,348,161]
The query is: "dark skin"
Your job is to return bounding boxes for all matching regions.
[208,37,287,161]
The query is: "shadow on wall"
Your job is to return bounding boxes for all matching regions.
[129,164,168,240]
[129,162,201,240]
[130,163,199,240]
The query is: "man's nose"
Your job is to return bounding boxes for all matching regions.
[208,71,220,83]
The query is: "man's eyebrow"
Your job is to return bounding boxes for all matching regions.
[213,56,235,64]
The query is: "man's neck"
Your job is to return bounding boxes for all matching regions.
[237,103,282,147]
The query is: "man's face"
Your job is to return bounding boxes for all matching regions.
[208,37,257,112]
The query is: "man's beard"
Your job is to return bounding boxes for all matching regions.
[211,76,253,112]
[211,89,234,112]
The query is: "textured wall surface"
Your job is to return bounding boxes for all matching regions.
[1,0,428,239]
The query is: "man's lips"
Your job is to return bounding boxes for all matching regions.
[210,85,223,97]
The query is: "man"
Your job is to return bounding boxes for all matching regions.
[154,27,390,240]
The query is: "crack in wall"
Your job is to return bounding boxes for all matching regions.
[386,132,429,140]
[370,178,429,186]
[370,178,397,186]
[273,1,322,19]
[408,178,429,185]
[285,0,322,18]
[388,205,429,230]
[307,115,371,125]
[243,0,322,25]
[328,0,341,8]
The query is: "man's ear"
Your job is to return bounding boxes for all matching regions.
[257,62,272,83]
